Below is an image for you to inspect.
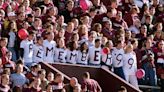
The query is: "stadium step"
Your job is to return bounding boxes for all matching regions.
[40,62,142,92]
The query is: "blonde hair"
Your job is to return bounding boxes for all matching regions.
[124,44,133,54]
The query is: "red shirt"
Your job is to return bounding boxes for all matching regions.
[0,47,8,65]
[153,47,164,60]
[82,79,101,92]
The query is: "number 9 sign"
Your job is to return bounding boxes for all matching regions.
[116,54,123,65]
[128,58,134,69]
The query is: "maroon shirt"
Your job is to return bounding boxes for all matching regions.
[0,47,8,65]
[153,47,164,77]
[101,28,115,40]
[111,18,125,30]
[134,48,142,68]
[82,79,101,92]
[64,31,73,44]
[28,87,42,92]
[49,81,64,92]
[16,19,24,30]
[153,47,164,60]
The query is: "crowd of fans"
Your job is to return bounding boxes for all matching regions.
[0,0,163,91]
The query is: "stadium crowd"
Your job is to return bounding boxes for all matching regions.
[0,0,163,91]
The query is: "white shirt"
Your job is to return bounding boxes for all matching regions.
[112,47,124,67]
[54,48,67,63]
[89,46,101,65]
[123,52,137,75]
[20,39,33,63]
[128,26,140,34]
[66,49,78,64]
[102,52,112,66]
[77,50,89,65]
[43,40,56,63]
[8,31,16,47]
[33,44,44,63]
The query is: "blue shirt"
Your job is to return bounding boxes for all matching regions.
[10,73,28,88]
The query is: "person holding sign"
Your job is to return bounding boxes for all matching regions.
[88,39,101,66]
[123,44,138,88]
[112,40,125,80]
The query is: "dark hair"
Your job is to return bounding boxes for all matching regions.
[95,39,100,43]
[89,7,96,12]
[115,40,122,46]
[27,14,34,18]
[80,42,88,52]
[131,38,138,44]
[56,38,65,48]
[28,31,35,35]
[36,36,43,41]
[71,33,78,41]
[68,41,77,51]
[16,59,24,65]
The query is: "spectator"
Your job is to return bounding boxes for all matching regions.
[77,42,89,65]
[81,72,102,92]
[54,38,67,63]
[111,11,128,30]
[20,31,35,67]
[47,72,54,83]
[46,84,53,92]
[101,40,113,71]
[7,21,17,62]
[25,64,39,82]
[66,41,78,64]
[131,39,142,68]
[78,25,88,41]
[124,5,140,27]
[101,20,115,40]
[117,86,127,92]
[4,51,15,71]
[28,77,42,92]
[38,69,48,91]
[112,40,125,80]
[0,0,163,91]
[88,39,101,66]
[153,40,164,92]
[142,14,154,35]
[92,23,102,37]
[123,44,138,88]
[43,32,56,63]
[64,22,74,44]
[28,18,43,36]
[92,0,107,14]
[0,37,8,65]
[10,64,28,91]
[33,36,44,63]
[0,74,10,92]
[64,77,81,92]
[49,73,65,92]
[56,15,67,31]
[60,0,75,23]
[140,39,157,87]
